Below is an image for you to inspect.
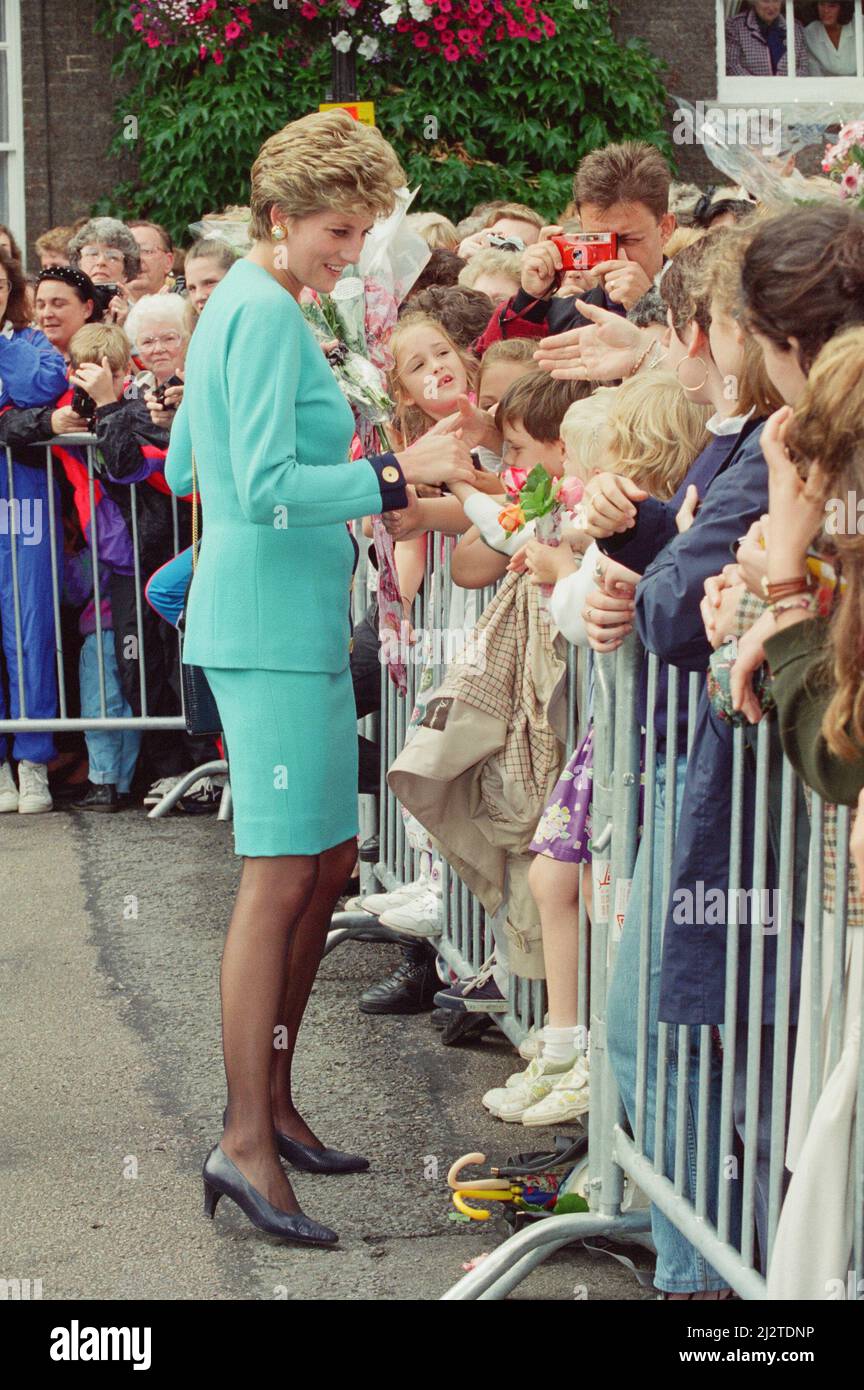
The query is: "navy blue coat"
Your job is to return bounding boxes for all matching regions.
[631,422,804,1025]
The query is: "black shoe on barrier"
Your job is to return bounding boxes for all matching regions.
[359,941,440,1015]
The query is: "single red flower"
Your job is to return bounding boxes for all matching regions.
[414,31,430,45]
[443,43,461,60]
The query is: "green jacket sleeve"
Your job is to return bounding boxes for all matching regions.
[224,300,406,527]
[165,397,194,497]
[764,615,864,807]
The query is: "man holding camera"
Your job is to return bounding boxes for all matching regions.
[474,141,675,354]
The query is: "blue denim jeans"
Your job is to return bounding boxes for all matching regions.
[607,754,736,1293]
[79,631,141,792]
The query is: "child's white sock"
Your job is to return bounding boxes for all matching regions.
[543,1025,581,1063]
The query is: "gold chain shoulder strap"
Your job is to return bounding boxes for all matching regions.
[191,450,200,573]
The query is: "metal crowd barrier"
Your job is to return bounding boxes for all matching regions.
[0,438,230,819]
[443,636,864,1301]
[330,532,588,1049]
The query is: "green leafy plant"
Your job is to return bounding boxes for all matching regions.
[95,0,672,243]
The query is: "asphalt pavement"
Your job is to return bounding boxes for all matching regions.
[0,802,654,1301]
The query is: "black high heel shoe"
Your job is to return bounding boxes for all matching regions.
[201,1145,339,1247]
[275,1132,370,1175]
[221,1109,370,1175]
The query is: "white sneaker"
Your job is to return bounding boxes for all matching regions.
[379,887,443,937]
[0,761,18,813]
[17,760,52,814]
[360,873,430,916]
[482,1054,577,1121]
[521,1056,590,1126]
[143,775,184,807]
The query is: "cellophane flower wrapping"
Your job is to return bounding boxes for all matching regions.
[534,507,562,622]
[301,191,429,695]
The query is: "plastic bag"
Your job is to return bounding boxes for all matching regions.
[672,97,864,209]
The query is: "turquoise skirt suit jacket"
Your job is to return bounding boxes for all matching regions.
[165,258,407,855]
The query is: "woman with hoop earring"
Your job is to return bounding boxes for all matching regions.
[166,110,477,1247]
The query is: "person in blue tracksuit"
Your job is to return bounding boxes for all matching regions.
[0,249,69,814]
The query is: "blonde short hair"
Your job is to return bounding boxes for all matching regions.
[560,393,617,482]
[594,373,711,499]
[125,293,190,347]
[458,248,523,291]
[249,110,405,241]
[406,211,459,251]
[69,324,131,374]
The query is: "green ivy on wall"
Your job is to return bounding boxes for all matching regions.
[94,1,673,243]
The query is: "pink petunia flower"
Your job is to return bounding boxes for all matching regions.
[145,33,161,47]
[438,0,453,11]
[300,1,318,15]
[212,48,224,64]
[443,43,461,60]
[441,28,455,41]
[457,27,473,40]
[414,31,430,45]
[433,13,448,27]
[541,13,555,35]
[225,20,242,41]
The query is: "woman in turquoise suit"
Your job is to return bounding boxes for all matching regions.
[165,110,475,1247]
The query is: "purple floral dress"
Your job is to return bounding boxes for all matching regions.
[530,726,594,864]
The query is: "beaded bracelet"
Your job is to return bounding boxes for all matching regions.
[769,594,818,618]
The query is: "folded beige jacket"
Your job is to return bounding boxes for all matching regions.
[388,573,568,978]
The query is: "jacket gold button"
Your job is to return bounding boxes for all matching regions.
[381,465,399,483]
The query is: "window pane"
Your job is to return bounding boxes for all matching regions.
[0,0,6,44]
[0,152,8,225]
[0,51,7,143]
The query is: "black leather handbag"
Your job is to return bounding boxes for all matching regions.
[179,451,222,738]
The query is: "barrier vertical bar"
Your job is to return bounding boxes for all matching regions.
[86,445,108,718]
[6,446,27,717]
[766,760,796,1262]
[44,445,68,718]
[740,717,771,1271]
[654,664,680,1183]
[717,726,744,1246]
[808,795,825,1123]
[634,653,658,1152]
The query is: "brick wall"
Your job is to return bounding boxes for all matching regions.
[613,0,721,185]
[21,0,137,268]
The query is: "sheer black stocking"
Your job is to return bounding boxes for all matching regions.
[219,853,319,1214]
[270,838,358,1146]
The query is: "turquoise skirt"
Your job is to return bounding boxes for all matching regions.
[203,666,359,857]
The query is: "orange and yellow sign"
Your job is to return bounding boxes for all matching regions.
[318,101,376,126]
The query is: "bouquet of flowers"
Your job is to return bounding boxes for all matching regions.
[498,465,583,619]
[822,119,864,206]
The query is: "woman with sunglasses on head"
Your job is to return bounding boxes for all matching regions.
[67,218,141,328]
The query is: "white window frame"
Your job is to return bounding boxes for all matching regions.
[717,0,864,103]
[0,0,25,258]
